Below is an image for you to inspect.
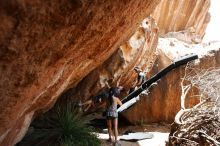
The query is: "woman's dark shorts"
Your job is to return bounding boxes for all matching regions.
[106,116,117,120]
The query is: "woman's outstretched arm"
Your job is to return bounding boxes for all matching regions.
[116,98,122,106]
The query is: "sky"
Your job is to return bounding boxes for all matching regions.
[203,0,220,42]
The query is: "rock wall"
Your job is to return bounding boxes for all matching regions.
[152,0,210,38]
[121,39,220,124]
[52,0,213,124]
[0,0,161,145]
[0,0,214,145]
[70,0,213,109]
[67,0,213,125]
[63,17,159,103]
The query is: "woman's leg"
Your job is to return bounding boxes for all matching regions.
[107,119,113,141]
[112,118,118,142]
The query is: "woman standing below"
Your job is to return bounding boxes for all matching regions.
[106,87,122,145]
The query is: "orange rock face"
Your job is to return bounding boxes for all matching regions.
[71,0,213,125]
[0,0,161,145]
[152,0,210,38]
[0,0,214,145]
[121,39,220,124]
[66,17,159,103]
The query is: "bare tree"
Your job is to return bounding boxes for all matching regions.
[168,64,220,146]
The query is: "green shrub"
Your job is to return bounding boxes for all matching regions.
[18,103,100,146]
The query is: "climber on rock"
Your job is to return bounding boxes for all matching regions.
[129,67,147,94]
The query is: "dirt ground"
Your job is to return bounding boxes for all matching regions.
[101,140,139,146]
[87,112,171,146]
[98,123,170,146]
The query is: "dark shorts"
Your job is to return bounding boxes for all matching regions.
[106,110,118,119]
[106,116,117,120]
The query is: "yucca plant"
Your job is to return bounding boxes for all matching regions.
[17,102,100,146]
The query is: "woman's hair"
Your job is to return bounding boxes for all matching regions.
[108,87,121,105]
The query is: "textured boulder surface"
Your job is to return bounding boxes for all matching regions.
[67,0,212,112]
[152,0,210,38]
[0,0,214,145]
[64,17,159,103]
[0,0,161,145]
[117,0,214,124]
[121,39,220,124]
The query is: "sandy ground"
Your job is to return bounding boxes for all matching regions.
[86,112,170,146]
[99,132,169,146]
[138,132,169,146]
[96,124,170,146]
